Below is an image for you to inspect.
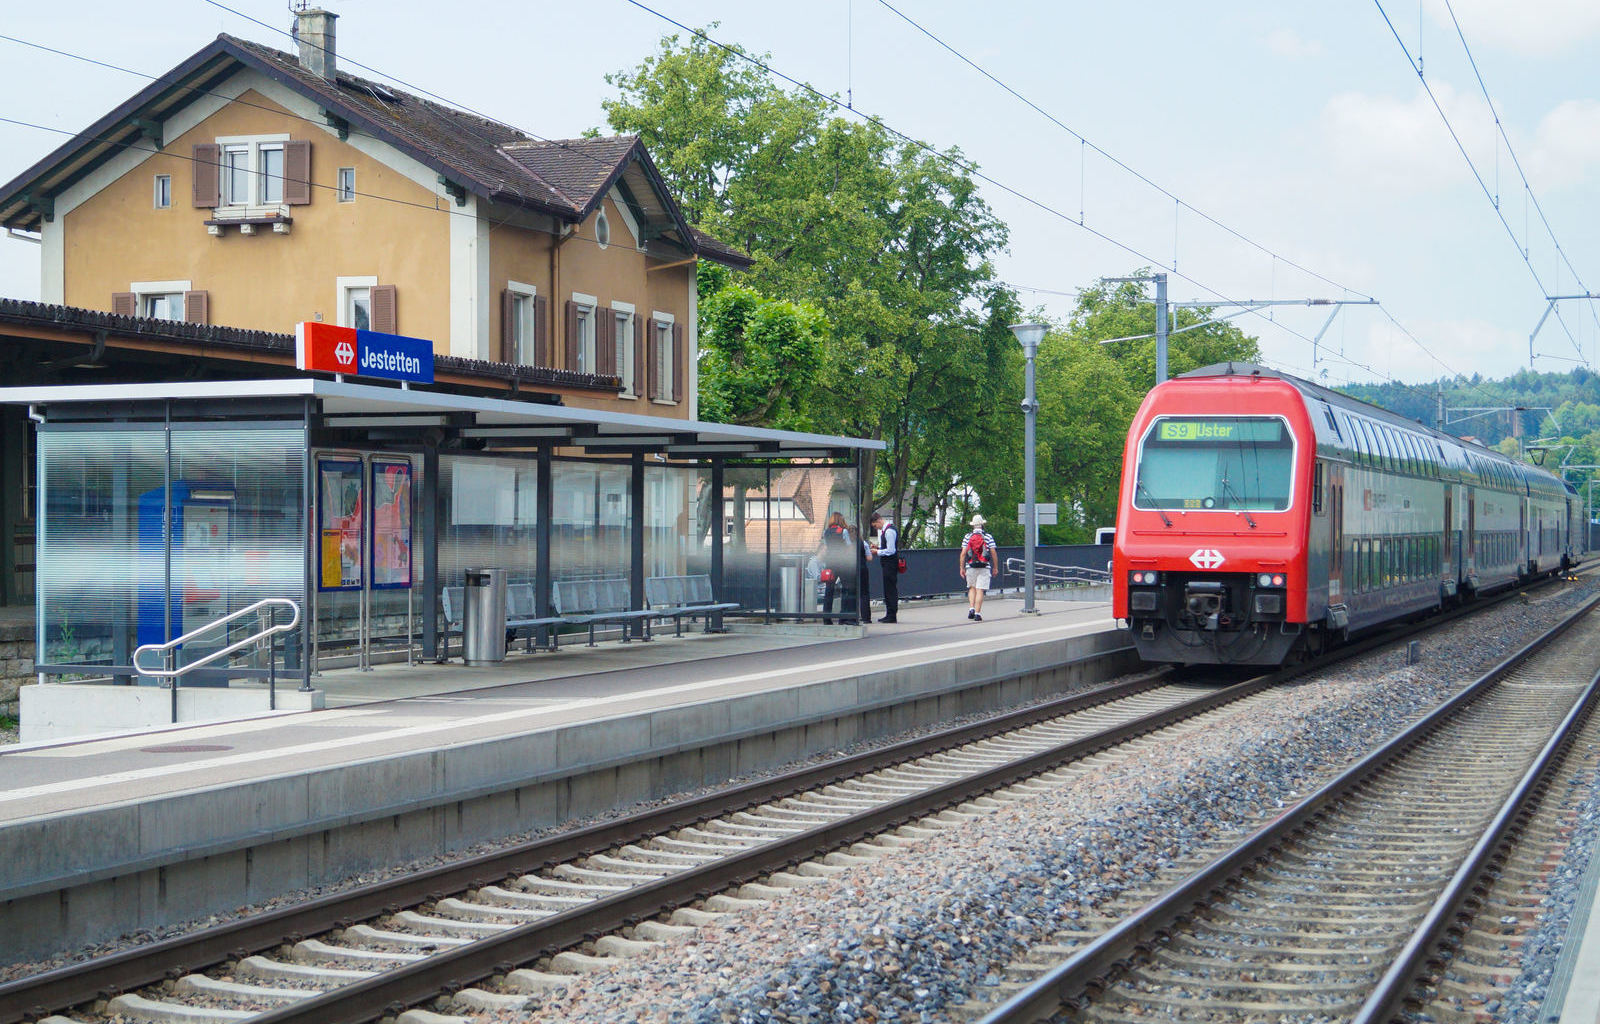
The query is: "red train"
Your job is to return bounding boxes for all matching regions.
[1111,363,1587,665]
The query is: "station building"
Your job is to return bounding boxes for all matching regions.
[0,11,876,717]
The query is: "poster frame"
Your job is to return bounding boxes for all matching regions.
[317,456,365,592]
[369,457,414,590]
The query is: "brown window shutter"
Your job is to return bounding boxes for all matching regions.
[500,289,516,363]
[648,320,662,400]
[283,140,312,205]
[192,144,221,207]
[534,295,549,366]
[637,318,650,399]
[112,292,135,317]
[564,300,580,371]
[596,305,614,377]
[671,321,684,403]
[183,290,209,325]
[371,284,397,334]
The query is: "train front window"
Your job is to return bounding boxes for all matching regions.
[1134,416,1293,511]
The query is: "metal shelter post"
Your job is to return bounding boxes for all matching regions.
[298,398,314,691]
[630,452,646,637]
[535,446,553,645]
[710,457,725,631]
[420,444,440,661]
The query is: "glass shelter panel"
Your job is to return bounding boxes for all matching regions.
[37,424,306,675]
[439,452,539,590]
[551,461,631,581]
[722,462,858,616]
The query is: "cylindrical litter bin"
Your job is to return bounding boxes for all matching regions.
[779,566,800,614]
[462,568,508,665]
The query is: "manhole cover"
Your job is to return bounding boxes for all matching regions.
[140,744,233,753]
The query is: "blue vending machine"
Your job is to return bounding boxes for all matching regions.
[137,481,236,682]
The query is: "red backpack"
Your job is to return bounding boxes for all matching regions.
[965,531,989,567]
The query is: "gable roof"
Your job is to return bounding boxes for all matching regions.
[0,34,751,268]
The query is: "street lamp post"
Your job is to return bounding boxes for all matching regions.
[1010,322,1047,615]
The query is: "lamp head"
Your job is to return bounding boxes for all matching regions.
[1009,322,1048,355]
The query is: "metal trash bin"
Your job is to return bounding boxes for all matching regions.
[779,566,800,614]
[462,568,508,665]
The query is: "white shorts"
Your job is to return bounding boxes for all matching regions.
[965,566,991,590]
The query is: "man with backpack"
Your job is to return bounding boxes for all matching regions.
[959,514,997,621]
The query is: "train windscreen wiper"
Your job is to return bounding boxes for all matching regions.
[1220,475,1257,529]
[1136,478,1173,527]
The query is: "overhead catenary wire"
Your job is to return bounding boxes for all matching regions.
[615,0,1454,401]
[1372,0,1594,370]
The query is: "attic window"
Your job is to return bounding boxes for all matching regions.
[596,210,610,249]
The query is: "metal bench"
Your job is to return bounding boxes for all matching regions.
[644,574,741,636]
[440,582,568,657]
[551,578,658,646]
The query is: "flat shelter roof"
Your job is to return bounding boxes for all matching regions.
[0,378,882,459]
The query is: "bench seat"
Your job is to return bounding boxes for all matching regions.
[644,575,740,636]
[552,579,656,646]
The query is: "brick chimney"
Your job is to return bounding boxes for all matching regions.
[295,8,338,81]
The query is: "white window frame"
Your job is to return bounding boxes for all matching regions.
[336,275,379,330]
[213,133,290,211]
[612,300,636,398]
[507,280,538,365]
[337,166,356,202]
[651,310,675,404]
[153,174,171,209]
[595,209,611,249]
[131,279,191,322]
[572,291,598,374]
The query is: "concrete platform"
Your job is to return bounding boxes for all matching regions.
[0,596,1131,962]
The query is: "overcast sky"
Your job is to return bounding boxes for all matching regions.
[3,0,1598,388]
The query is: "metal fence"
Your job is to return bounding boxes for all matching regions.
[891,543,1112,601]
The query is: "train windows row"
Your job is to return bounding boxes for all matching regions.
[1349,534,1439,594]
[1338,412,1441,480]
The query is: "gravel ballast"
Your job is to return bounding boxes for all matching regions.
[493,580,1600,1024]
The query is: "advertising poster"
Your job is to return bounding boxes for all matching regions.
[318,457,364,591]
[371,459,413,589]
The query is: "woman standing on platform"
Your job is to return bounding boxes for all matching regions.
[817,511,854,624]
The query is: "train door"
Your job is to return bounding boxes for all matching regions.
[1519,500,1529,575]
[1329,466,1345,604]
[1443,487,1454,584]
[1465,488,1477,587]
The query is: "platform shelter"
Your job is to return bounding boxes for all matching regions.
[0,377,879,706]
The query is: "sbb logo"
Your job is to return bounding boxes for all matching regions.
[1189,548,1225,570]
[334,341,355,367]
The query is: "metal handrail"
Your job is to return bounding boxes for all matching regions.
[132,598,301,680]
[1003,557,1111,585]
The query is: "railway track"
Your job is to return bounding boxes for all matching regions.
[0,578,1579,1024]
[970,590,1600,1024]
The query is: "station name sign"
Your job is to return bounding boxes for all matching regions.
[296,322,434,385]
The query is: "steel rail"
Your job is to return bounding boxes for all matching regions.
[0,575,1572,1024]
[974,590,1600,1024]
[1350,652,1600,1022]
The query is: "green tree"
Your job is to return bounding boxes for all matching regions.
[695,263,827,432]
[606,31,1009,529]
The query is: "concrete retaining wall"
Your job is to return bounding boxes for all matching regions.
[0,619,32,717]
[0,630,1135,962]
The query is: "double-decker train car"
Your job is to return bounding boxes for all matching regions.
[1111,363,1586,665]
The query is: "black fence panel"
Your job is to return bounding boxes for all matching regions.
[894,544,1111,601]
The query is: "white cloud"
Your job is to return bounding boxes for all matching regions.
[1528,99,1600,189]
[1423,0,1600,57]
[1264,28,1321,59]
[1320,81,1497,192]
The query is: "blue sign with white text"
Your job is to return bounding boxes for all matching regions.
[356,328,434,384]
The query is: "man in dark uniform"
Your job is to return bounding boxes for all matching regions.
[870,512,899,623]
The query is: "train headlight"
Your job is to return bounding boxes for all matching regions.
[1130,592,1159,612]
[1256,573,1287,588]
[1258,573,1272,586]
[1129,571,1158,586]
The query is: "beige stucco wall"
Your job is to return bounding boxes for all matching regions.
[62,90,451,345]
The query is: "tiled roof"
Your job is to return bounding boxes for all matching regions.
[0,34,750,267]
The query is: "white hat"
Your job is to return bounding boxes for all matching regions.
[969,514,986,527]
